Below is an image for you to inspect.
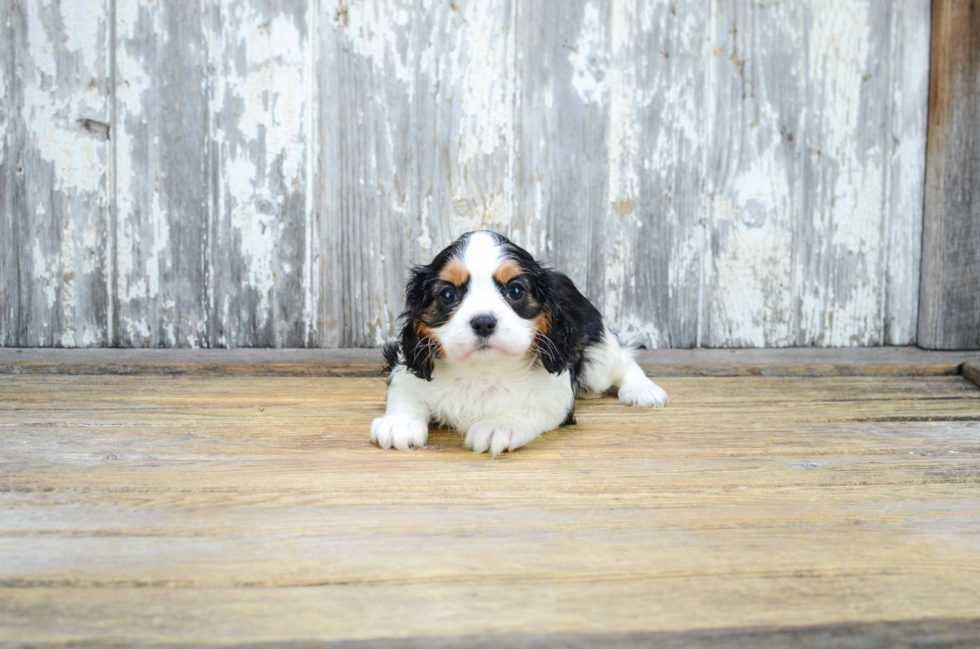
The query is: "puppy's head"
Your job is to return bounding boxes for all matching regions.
[396,231,568,380]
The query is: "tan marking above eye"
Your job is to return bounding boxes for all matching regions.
[494,259,522,285]
[438,258,469,287]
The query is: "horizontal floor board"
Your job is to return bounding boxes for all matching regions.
[2,373,979,645]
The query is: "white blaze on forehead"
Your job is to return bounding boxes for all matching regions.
[461,232,504,284]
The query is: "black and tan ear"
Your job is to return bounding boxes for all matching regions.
[534,270,604,377]
[397,265,439,381]
[533,271,577,375]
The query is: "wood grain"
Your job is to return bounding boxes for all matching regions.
[106,620,980,649]
[211,0,316,348]
[320,0,423,348]
[1,372,979,645]
[0,0,13,344]
[1,0,111,347]
[1,0,937,350]
[113,0,210,347]
[3,348,980,378]
[963,362,980,387]
[918,0,980,350]
[704,0,930,348]
[513,0,706,349]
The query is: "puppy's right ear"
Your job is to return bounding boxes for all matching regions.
[397,265,438,381]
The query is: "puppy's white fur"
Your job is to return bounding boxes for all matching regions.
[371,232,668,456]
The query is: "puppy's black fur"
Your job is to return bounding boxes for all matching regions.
[384,232,606,409]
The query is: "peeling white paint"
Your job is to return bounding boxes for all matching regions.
[60,0,103,72]
[215,0,312,346]
[23,0,105,196]
[340,0,414,94]
[569,3,608,106]
[33,238,57,310]
[11,0,110,348]
[5,0,932,349]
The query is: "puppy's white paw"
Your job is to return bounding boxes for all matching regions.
[618,378,669,408]
[370,415,428,450]
[464,420,536,457]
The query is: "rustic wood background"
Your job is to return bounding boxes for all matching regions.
[0,0,943,349]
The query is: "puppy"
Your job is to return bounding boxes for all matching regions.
[372,231,668,456]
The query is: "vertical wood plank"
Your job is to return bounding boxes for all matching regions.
[918,0,980,350]
[705,0,929,348]
[512,0,706,350]
[704,0,805,347]
[602,0,706,348]
[513,0,610,312]
[210,0,315,347]
[3,0,111,347]
[796,0,893,347]
[318,0,517,347]
[114,0,210,347]
[415,0,518,260]
[883,2,930,345]
[1,1,14,344]
[318,0,421,347]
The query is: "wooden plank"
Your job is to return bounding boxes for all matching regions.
[2,347,980,377]
[602,0,705,348]
[0,0,13,344]
[704,0,930,347]
[318,0,419,347]
[918,0,980,350]
[417,0,518,257]
[113,0,210,347]
[210,0,316,347]
[512,0,705,349]
[512,0,610,317]
[67,619,976,649]
[963,362,980,388]
[1,0,111,347]
[884,2,931,345]
[1,374,978,645]
[703,0,802,347]
[318,0,518,347]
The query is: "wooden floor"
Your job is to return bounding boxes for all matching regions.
[2,352,980,647]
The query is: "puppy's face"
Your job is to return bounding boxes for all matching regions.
[402,232,552,373]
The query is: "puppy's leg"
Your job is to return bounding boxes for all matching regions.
[371,367,431,450]
[579,328,669,408]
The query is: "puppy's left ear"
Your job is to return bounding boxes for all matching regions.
[535,272,577,375]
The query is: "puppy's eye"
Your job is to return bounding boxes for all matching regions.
[439,289,457,305]
[506,284,524,301]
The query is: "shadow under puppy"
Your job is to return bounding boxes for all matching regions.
[373,231,668,456]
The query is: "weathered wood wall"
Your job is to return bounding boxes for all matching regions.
[1,0,934,348]
[918,0,980,350]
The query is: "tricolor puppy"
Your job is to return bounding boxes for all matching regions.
[372,231,668,456]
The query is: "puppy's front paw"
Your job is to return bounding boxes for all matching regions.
[370,415,428,450]
[618,378,669,408]
[464,420,536,457]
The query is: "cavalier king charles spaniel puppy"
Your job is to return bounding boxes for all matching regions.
[372,231,668,456]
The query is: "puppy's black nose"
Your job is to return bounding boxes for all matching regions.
[470,315,497,338]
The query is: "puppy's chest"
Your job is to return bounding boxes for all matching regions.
[424,365,573,426]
